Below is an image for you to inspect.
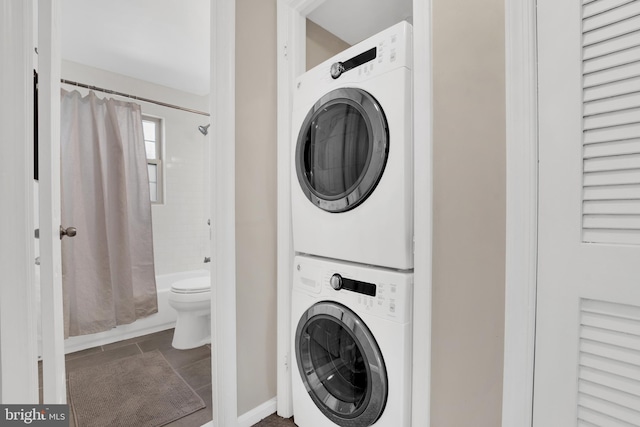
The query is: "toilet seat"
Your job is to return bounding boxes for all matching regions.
[170,277,211,294]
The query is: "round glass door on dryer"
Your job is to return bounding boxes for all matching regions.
[291,21,413,270]
[295,87,389,213]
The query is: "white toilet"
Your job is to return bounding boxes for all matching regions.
[168,274,211,350]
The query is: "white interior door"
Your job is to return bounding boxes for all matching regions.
[534,0,640,425]
[0,0,39,403]
[38,0,67,403]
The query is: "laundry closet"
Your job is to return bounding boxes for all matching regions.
[276,1,507,426]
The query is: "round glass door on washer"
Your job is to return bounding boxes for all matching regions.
[295,87,389,213]
[295,302,387,427]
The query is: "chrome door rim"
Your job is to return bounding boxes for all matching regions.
[295,87,389,213]
[295,301,388,426]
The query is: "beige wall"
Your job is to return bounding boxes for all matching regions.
[235,0,278,415]
[306,19,350,70]
[234,4,350,416]
[431,0,506,426]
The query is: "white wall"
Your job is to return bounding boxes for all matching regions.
[61,60,211,276]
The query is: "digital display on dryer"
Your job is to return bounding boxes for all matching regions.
[342,47,377,71]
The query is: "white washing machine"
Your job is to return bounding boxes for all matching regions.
[291,255,412,427]
[291,22,413,270]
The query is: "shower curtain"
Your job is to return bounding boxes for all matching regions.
[60,90,158,338]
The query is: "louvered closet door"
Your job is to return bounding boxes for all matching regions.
[534,1,640,426]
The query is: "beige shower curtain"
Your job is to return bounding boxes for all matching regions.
[60,90,158,338]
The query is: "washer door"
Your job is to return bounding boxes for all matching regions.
[295,301,388,427]
[295,87,389,213]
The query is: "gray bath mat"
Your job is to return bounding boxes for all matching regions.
[69,350,205,427]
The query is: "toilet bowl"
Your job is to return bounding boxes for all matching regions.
[168,275,211,350]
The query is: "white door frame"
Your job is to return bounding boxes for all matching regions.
[38,0,67,403]
[0,1,239,422]
[501,0,538,426]
[275,1,433,424]
[209,0,238,425]
[0,0,39,404]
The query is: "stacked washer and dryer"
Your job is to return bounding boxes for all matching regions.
[290,22,414,427]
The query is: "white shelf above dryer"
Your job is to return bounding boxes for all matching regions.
[307,0,413,45]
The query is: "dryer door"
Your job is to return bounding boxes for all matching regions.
[295,301,388,427]
[295,87,388,213]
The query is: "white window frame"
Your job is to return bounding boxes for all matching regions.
[142,115,164,204]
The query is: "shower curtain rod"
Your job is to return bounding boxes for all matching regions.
[61,79,210,117]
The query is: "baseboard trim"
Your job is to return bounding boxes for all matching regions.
[237,397,278,427]
[199,397,277,427]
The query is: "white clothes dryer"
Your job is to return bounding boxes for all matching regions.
[291,255,413,427]
[291,22,413,270]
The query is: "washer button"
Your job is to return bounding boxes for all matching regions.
[330,274,342,290]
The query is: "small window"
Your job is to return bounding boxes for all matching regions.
[142,116,163,203]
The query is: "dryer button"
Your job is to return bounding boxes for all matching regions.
[330,62,344,79]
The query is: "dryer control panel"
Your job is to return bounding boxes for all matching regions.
[294,255,413,324]
[294,20,413,101]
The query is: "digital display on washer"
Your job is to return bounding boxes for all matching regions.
[343,277,377,297]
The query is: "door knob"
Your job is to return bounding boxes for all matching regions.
[60,225,77,240]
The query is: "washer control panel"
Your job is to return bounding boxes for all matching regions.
[294,255,412,323]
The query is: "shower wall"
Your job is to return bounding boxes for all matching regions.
[61,60,211,276]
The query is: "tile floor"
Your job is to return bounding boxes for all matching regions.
[39,329,297,426]
[40,329,212,427]
[252,414,297,426]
